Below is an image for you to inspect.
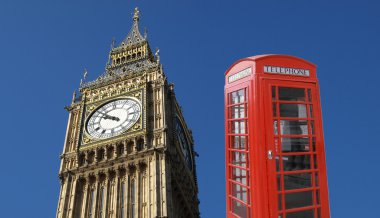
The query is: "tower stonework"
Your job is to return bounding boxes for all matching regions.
[56,8,199,218]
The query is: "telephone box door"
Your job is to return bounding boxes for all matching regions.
[264,80,328,218]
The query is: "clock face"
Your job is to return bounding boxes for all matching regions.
[86,98,141,139]
[175,116,193,171]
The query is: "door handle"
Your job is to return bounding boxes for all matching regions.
[268,150,273,160]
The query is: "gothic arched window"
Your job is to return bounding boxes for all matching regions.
[87,151,95,164]
[97,149,105,162]
[79,153,86,166]
[107,146,114,159]
[117,144,124,157]
[127,141,134,154]
[137,138,144,151]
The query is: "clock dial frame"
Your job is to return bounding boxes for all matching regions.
[86,98,141,139]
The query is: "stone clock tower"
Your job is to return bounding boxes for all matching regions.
[56,8,199,218]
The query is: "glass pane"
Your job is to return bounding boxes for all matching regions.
[277,175,282,191]
[279,87,305,101]
[284,173,312,190]
[231,121,246,134]
[310,121,315,135]
[232,136,239,149]
[312,137,316,152]
[280,120,309,135]
[240,121,246,134]
[307,89,312,102]
[278,194,283,210]
[276,156,281,172]
[286,209,314,218]
[231,89,245,104]
[273,103,277,117]
[285,191,313,209]
[309,105,314,118]
[232,136,247,150]
[231,167,248,186]
[281,137,310,152]
[272,86,277,100]
[231,104,245,118]
[280,104,307,118]
[241,136,247,149]
[232,199,247,218]
[232,184,248,203]
[315,172,319,187]
[274,121,278,135]
[283,155,311,171]
[314,155,318,169]
[231,151,247,168]
[317,208,321,218]
[316,189,320,204]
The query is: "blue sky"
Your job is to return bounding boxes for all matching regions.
[0,0,379,217]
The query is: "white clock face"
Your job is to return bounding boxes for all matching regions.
[86,98,141,139]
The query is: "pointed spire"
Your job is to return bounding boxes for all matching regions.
[111,37,116,49]
[133,7,140,22]
[107,39,115,67]
[72,90,77,103]
[121,7,145,46]
[83,68,88,80]
[80,68,88,86]
[155,47,160,64]
[107,8,153,68]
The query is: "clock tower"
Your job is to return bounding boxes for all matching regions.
[56,8,200,218]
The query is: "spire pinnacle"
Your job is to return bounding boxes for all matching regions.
[133,7,140,22]
[72,90,77,103]
[83,68,88,80]
[107,8,153,68]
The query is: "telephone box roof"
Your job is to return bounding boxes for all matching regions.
[225,54,316,76]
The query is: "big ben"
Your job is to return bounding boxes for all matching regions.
[56,8,200,218]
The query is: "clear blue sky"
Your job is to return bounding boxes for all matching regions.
[0,0,379,217]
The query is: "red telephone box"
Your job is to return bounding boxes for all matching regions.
[225,55,330,218]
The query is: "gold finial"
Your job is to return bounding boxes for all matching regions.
[155,47,160,64]
[133,7,140,21]
[83,68,88,80]
[80,68,88,86]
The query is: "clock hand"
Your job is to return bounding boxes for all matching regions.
[98,112,120,121]
[109,116,120,121]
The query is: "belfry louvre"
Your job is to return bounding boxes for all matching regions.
[56,8,200,218]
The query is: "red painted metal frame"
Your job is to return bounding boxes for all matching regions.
[225,55,331,218]
[225,82,252,218]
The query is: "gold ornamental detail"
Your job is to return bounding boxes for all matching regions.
[84,75,146,104]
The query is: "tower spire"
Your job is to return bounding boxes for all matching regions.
[106,8,153,69]
[133,7,139,22]
[121,7,144,46]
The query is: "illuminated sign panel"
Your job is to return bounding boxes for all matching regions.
[264,65,310,77]
[228,67,252,83]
